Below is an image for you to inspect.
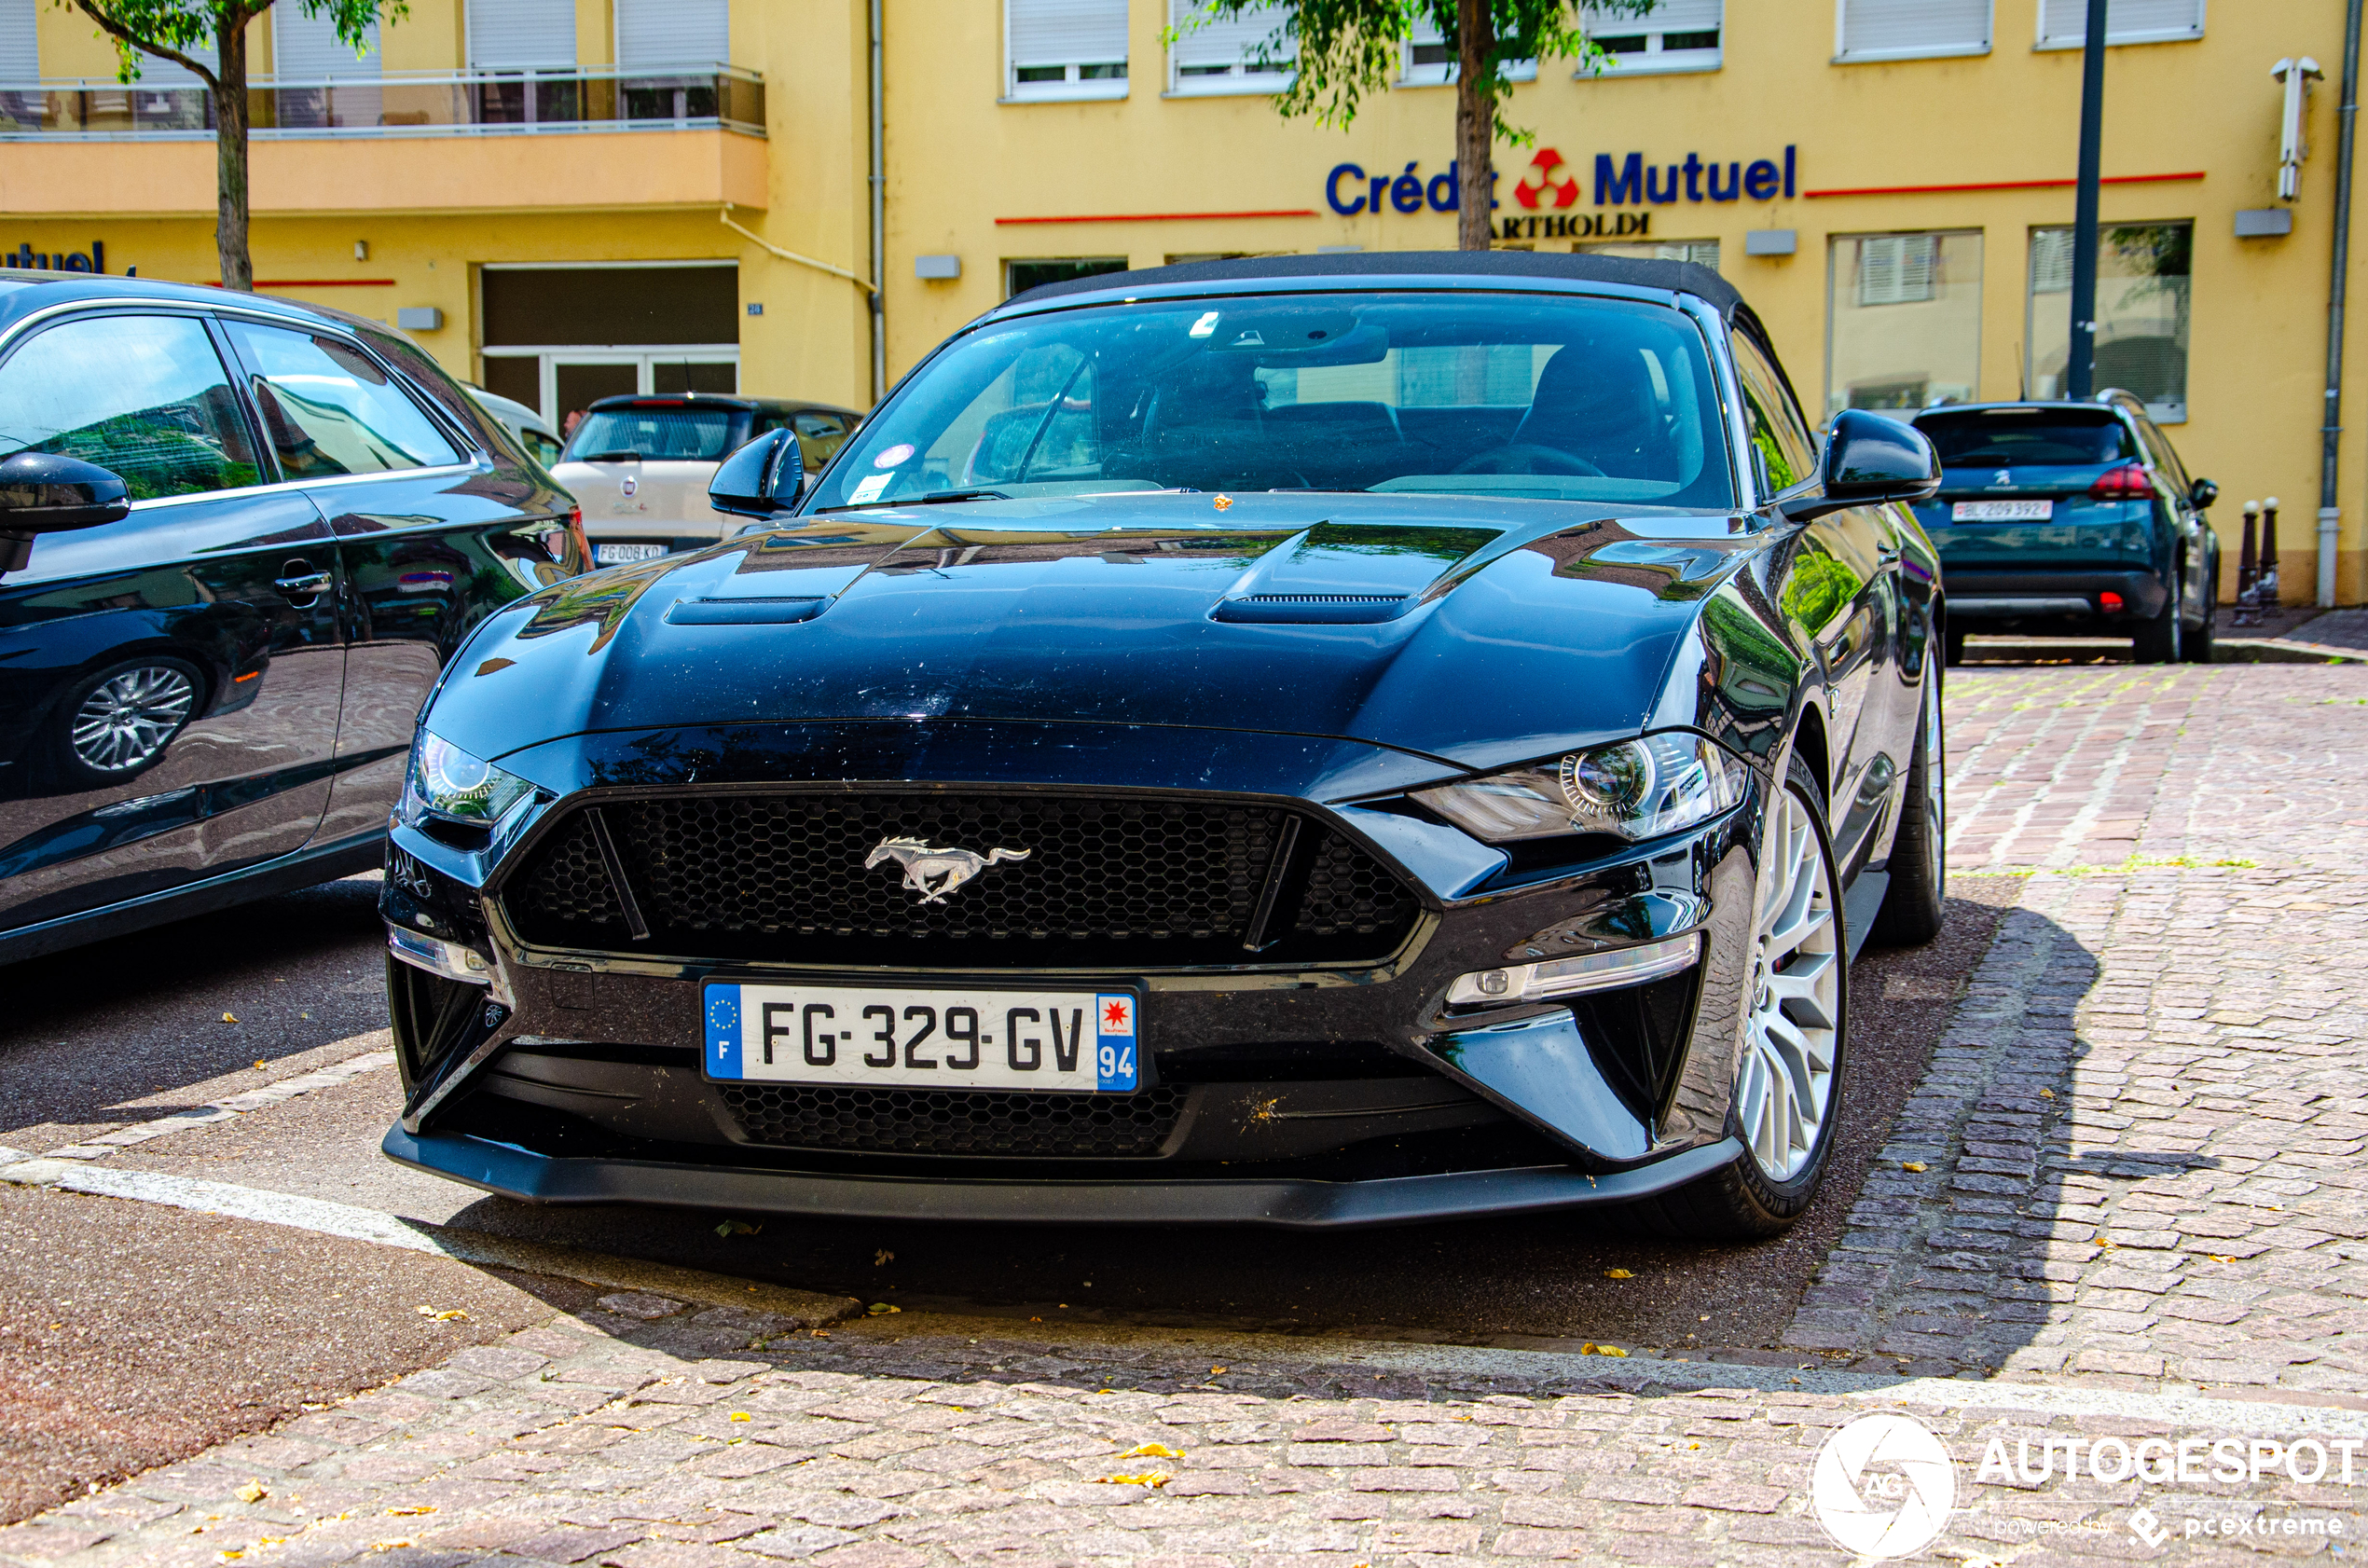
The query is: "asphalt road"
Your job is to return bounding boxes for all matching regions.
[0,867,2013,1366]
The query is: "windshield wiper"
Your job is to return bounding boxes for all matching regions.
[819,488,1011,514]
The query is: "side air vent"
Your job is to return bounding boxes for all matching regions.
[1212,593,1412,625]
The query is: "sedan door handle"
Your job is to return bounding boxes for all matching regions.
[1876,543,1903,564]
[274,561,333,599]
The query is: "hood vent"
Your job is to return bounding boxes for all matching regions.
[666,597,826,626]
[1213,592,1412,626]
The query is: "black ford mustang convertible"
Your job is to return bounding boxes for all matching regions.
[381,253,1948,1238]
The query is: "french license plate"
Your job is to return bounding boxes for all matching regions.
[1951,500,2054,522]
[702,983,1142,1092]
[595,542,668,564]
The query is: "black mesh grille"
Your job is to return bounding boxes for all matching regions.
[718,1082,1190,1157]
[502,792,1419,967]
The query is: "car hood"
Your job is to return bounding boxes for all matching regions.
[430,491,1757,780]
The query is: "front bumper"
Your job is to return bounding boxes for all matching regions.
[380,724,1764,1219]
[383,1122,1746,1229]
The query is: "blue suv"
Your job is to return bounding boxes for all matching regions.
[1911,392,2219,665]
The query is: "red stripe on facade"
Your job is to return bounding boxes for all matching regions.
[1802,172,2206,199]
[993,209,1319,226]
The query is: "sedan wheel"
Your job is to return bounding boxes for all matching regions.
[1736,781,1842,1184]
[61,660,199,782]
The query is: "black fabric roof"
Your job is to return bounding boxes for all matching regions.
[1004,250,1743,318]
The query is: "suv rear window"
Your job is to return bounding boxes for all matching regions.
[1915,409,2136,468]
[564,406,748,462]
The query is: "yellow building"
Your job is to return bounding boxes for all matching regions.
[0,0,2360,599]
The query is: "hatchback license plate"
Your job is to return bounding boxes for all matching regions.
[702,983,1142,1092]
[1951,500,2054,522]
[595,543,668,564]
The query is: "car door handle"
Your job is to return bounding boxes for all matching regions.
[1876,543,1902,564]
[274,562,333,599]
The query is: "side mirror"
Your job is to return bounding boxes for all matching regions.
[709,428,805,519]
[2189,476,2219,510]
[0,450,131,572]
[1782,410,1941,520]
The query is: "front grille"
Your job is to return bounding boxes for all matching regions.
[719,1082,1191,1157]
[502,791,1420,967]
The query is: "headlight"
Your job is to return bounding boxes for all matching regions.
[1413,732,1747,844]
[404,732,533,825]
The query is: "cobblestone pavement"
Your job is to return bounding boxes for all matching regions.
[6,661,2368,1567]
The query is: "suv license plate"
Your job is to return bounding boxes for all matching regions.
[595,543,668,564]
[702,983,1141,1093]
[1952,500,2053,522]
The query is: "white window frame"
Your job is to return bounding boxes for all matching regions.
[1005,0,1131,103]
[1167,0,1292,97]
[2035,0,2203,50]
[1582,1,1722,76]
[1833,0,1992,64]
[1397,16,1534,86]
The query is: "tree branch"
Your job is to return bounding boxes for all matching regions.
[73,0,224,97]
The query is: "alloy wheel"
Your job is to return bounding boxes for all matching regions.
[1736,783,1842,1183]
[71,665,197,774]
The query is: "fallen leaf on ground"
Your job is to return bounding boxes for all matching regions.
[2208,1254,2234,1263]
[1120,1441,1183,1459]
[2039,1088,2056,1098]
[728,1412,751,1423]
[1604,1269,1633,1279]
[1578,1342,1629,1357]
[809,1329,830,1338]
[234,1480,267,1504]
[1209,1367,1227,1375]
[1900,1162,1927,1173]
[1096,1472,1171,1487]
[414,1306,469,1322]
[875,1249,894,1266]
[866,1302,901,1315]
[1028,1315,1043,1322]
[253,1061,266,1070]
[714,1219,761,1238]
[369,1544,416,1554]
[383,1506,434,1517]
[222,1014,238,1024]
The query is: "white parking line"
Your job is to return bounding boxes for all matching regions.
[35,1048,397,1161]
[0,1155,858,1327]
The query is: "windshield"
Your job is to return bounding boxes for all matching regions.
[563,406,747,462]
[809,292,1736,511]
[1916,408,2137,468]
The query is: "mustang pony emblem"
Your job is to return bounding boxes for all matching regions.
[865,837,1031,903]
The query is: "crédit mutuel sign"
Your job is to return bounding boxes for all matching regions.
[1326,145,1798,242]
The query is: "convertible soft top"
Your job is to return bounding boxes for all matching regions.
[1004,249,1743,319]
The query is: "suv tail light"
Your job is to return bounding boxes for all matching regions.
[2089,462,2154,500]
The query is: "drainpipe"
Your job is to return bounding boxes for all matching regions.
[2322,0,2362,607]
[868,0,887,406]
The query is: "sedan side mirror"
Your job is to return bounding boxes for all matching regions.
[0,450,131,573]
[1781,409,1941,520]
[2189,476,2219,510]
[709,427,805,519]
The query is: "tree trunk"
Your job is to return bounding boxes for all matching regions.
[1454,0,1494,251]
[214,7,252,291]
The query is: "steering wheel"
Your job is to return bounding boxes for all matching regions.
[1451,443,1605,477]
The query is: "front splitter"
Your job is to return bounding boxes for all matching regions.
[382,1126,1743,1231]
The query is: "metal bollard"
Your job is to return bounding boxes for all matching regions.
[2260,496,2281,609]
[2236,501,2261,624]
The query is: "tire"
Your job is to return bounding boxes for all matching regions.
[1630,753,1849,1242]
[46,655,204,789]
[1870,662,1947,946]
[2182,560,2217,664]
[2130,575,2182,665]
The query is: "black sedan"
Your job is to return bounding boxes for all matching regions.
[0,273,586,963]
[379,253,1948,1238]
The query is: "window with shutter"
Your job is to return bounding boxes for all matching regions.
[1583,0,1721,75]
[1399,15,1534,85]
[468,0,577,70]
[617,0,729,70]
[1828,230,1983,416]
[1007,0,1129,101]
[0,0,37,81]
[2037,0,2202,48]
[274,6,379,128]
[1857,235,1938,306]
[1168,0,1291,95]
[1836,0,1990,62]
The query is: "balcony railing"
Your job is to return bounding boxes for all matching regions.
[0,63,764,140]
